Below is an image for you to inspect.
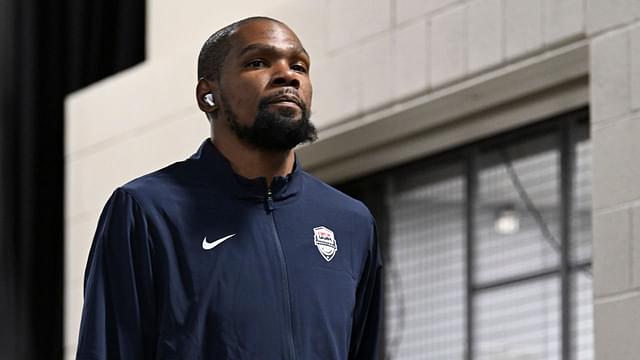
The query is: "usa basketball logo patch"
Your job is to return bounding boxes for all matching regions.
[313,226,337,262]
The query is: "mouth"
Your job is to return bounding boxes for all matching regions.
[267,95,303,109]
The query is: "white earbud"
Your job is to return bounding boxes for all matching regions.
[204,93,215,106]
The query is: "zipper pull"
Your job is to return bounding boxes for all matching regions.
[265,187,274,212]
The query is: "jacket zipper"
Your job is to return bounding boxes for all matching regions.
[266,188,296,360]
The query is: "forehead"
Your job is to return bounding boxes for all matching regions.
[230,20,306,57]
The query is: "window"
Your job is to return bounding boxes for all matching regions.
[339,108,592,360]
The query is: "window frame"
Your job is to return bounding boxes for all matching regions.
[338,107,591,360]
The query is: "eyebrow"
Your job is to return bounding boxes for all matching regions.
[238,43,310,59]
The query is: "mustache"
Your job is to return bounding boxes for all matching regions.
[259,89,307,112]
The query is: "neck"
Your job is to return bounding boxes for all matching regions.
[210,127,295,186]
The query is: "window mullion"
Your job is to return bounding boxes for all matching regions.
[560,119,575,360]
[465,148,478,360]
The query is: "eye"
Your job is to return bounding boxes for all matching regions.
[246,59,267,68]
[291,63,308,73]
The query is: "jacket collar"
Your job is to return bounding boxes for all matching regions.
[189,138,303,202]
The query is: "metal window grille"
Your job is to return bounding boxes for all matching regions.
[338,108,592,360]
[473,132,567,360]
[386,163,466,359]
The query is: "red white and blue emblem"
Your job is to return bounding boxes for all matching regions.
[313,226,337,262]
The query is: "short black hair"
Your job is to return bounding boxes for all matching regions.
[197,16,285,81]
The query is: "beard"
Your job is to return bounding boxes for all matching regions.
[221,91,317,152]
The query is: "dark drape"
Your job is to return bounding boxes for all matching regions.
[0,0,145,359]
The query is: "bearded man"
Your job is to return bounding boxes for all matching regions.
[76,16,383,360]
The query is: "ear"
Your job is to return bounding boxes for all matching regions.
[196,78,219,113]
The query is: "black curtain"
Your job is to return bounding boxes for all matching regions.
[0,1,145,359]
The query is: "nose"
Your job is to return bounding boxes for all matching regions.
[270,62,300,89]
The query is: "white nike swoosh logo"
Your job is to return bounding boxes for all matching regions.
[202,234,235,250]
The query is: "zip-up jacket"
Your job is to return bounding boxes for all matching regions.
[76,138,383,360]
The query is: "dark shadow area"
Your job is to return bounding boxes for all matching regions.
[0,1,145,358]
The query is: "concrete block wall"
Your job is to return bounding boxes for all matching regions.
[63,0,638,358]
[589,0,640,355]
[312,0,589,128]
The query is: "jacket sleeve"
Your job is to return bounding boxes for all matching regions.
[349,220,384,360]
[76,188,157,360]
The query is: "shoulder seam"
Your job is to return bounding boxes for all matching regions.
[114,187,154,243]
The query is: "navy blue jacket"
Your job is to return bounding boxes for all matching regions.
[76,139,383,360]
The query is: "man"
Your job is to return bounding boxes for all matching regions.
[76,16,383,360]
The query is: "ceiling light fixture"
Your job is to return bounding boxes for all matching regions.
[494,206,520,235]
